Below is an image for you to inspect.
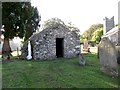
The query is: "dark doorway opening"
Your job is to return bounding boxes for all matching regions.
[56,38,64,58]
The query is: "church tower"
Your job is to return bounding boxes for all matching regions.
[103,16,115,35]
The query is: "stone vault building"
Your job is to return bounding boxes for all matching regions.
[21,24,80,60]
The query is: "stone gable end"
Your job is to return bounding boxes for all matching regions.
[21,24,80,60]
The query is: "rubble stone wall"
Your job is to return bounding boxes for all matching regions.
[21,25,80,60]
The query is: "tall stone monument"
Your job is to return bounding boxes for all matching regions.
[26,41,32,60]
[83,37,89,52]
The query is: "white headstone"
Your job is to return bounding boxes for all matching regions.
[26,41,32,60]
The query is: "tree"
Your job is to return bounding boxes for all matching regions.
[43,17,66,29]
[24,7,41,41]
[91,28,103,42]
[66,22,80,36]
[115,24,120,27]
[43,18,80,36]
[80,35,84,43]
[2,2,35,58]
[81,24,103,41]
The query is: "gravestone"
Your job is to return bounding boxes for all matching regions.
[98,37,118,76]
[26,41,32,60]
[83,38,89,52]
[79,53,85,66]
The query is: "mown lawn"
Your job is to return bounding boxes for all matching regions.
[118,65,120,88]
[2,53,118,88]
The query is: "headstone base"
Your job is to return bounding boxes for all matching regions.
[100,67,118,77]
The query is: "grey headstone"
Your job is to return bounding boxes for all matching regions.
[98,37,118,76]
[79,54,85,66]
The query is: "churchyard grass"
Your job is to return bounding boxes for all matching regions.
[118,65,120,88]
[2,53,118,88]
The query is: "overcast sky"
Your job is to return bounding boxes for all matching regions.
[31,0,119,34]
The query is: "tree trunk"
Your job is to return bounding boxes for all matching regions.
[2,38,12,60]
